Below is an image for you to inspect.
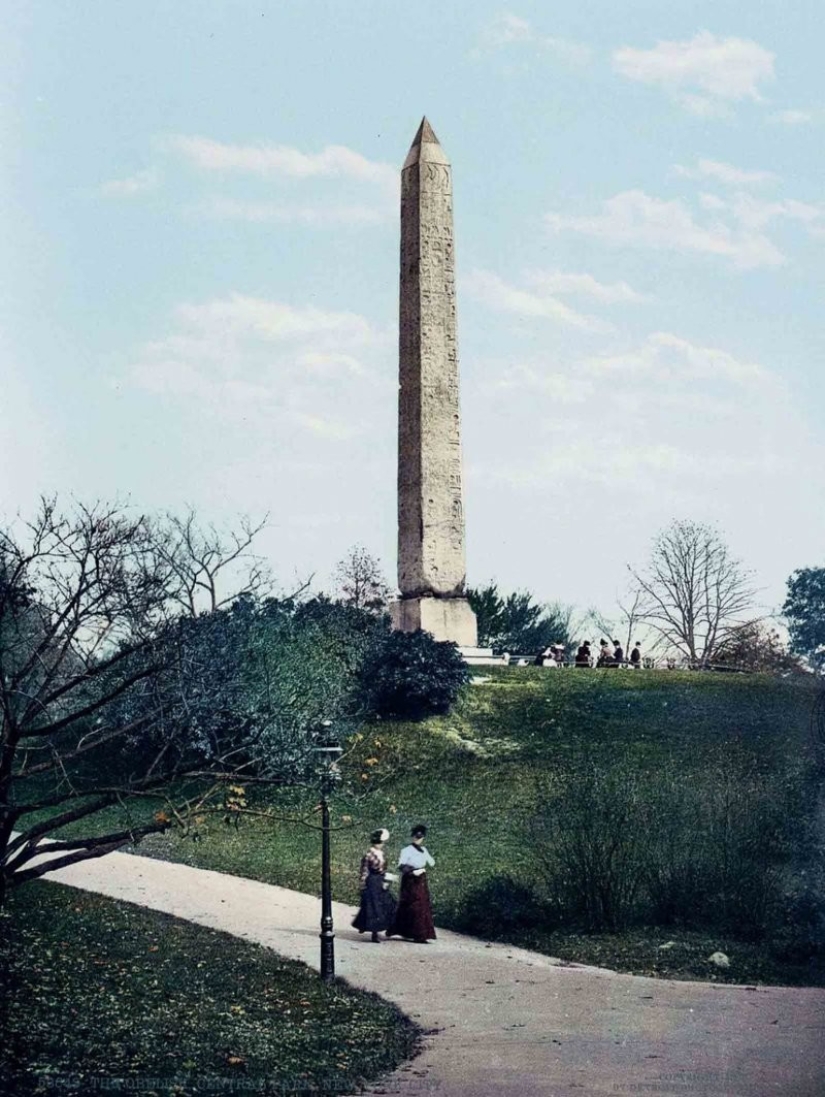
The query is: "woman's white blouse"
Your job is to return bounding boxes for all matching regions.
[398,844,435,870]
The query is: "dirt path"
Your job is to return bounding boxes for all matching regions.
[36,849,825,1096]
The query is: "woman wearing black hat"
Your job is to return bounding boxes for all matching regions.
[388,824,436,943]
[352,828,397,943]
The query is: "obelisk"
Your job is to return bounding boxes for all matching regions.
[390,118,478,647]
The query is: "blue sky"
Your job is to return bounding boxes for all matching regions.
[2,1,824,618]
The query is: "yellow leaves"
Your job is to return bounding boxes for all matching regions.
[225,786,247,812]
[360,773,370,781]
[226,1054,246,1067]
[373,738,383,748]
[388,805,398,814]
[364,757,380,767]
[193,814,207,826]
[229,1004,245,1015]
[341,815,352,823]
[153,810,170,825]
[148,945,159,953]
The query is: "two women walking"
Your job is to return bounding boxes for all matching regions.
[352,824,436,945]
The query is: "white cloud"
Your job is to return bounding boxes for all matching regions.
[128,294,385,441]
[585,332,771,387]
[166,134,396,188]
[471,330,797,500]
[484,11,532,45]
[289,412,357,441]
[613,31,775,114]
[545,189,786,269]
[191,196,389,226]
[674,159,777,187]
[296,351,366,376]
[100,168,159,197]
[724,193,823,232]
[477,11,592,66]
[171,294,379,346]
[464,269,614,331]
[524,269,646,303]
[768,108,816,126]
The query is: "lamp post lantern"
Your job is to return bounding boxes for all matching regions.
[314,736,342,984]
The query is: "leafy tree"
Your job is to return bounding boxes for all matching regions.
[467,583,573,655]
[333,545,391,613]
[714,620,803,674]
[466,582,506,647]
[783,567,825,672]
[357,630,469,720]
[630,520,756,666]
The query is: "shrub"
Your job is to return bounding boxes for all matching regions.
[534,760,649,931]
[533,746,818,939]
[449,876,553,938]
[357,629,469,721]
[769,890,825,963]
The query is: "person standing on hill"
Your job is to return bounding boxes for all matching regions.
[352,828,397,943]
[388,825,437,944]
[630,642,641,669]
[612,640,625,666]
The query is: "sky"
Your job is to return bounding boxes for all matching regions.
[2,1,824,620]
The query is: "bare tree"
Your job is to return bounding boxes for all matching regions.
[630,520,757,667]
[576,595,641,655]
[149,508,272,617]
[616,589,645,658]
[333,545,391,613]
[0,499,281,904]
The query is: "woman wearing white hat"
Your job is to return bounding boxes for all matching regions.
[352,828,397,943]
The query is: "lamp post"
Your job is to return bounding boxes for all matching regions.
[314,735,342,984]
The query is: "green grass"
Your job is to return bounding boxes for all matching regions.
[22,668,825,988]
[0,881,420,1096]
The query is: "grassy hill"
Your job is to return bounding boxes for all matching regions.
[29,668,825,985]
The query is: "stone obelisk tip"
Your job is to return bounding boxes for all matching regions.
[403,116,449,169]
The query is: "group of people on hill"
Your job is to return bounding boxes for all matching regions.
[352,824,437,945]
[530,639,642,668]
[574,639,642,668]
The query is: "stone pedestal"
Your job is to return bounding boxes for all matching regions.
[391,596,478,647]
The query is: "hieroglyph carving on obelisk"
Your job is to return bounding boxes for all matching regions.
[391,118,478,647]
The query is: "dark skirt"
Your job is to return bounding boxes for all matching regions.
[388,873,436,941]
[352,874,397,933]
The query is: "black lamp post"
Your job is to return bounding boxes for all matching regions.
[314,731,342,984]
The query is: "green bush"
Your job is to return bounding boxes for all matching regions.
[533,746,818,939]
[534,761,648,931]
[450,876,553,938]
[769,890,825,962]
[357,629,470,720]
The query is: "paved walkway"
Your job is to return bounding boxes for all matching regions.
[36,849,825,1096]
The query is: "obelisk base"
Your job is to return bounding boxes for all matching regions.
[391,596,478,647]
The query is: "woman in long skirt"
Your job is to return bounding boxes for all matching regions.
[388,824,436,944]
[352,828,397,943]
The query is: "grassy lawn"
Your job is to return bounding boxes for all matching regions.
[27,668,825,988]
[0,881,420,1097]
